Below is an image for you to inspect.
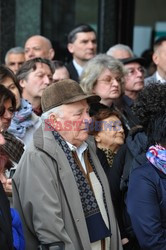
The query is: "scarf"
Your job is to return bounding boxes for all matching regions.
[52,130,111,243]
[146,145,166,174]
[8,99,37,139]
[100,148,116,166]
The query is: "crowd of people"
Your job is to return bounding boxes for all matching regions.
[0,23,166,250]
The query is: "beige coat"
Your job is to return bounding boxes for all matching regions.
[13,123,122,250]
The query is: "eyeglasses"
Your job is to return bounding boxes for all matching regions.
[126,67,145,76]
[97,76,121,85]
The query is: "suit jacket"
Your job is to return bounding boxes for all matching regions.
[66,61,79,82]
[144,72,158,86]
[13,123,122,250]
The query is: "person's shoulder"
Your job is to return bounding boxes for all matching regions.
[144,72,157,85]
[130,161,158,181]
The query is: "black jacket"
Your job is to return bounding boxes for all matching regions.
[66,61,79,82]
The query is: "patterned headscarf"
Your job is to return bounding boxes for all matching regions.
[146,145,166,174]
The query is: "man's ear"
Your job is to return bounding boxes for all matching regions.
[49,48,55,60]
[152,52,159,65]
[49,113,57,128]
[19,79,26,88]
[67,43,74,54]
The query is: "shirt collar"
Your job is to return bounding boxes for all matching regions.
[73,60,83,76]
[66,141,88,154]
[156,71,166,83]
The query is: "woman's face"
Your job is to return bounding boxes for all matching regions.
[93,68,121,105]
[1,77,21,109]
[95,115,125,152]
[0,99,14,131]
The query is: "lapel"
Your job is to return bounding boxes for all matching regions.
[66,61,79,82]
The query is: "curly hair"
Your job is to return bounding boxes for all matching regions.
[132,83,166,131]
[147,113,166,147]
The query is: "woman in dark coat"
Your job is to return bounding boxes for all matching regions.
[127,113,166,250]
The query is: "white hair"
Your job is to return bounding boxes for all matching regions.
[41,105,64,122]
[106,44,134,57]
[5,46,24,64]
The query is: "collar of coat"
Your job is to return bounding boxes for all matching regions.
[33,123,96,160]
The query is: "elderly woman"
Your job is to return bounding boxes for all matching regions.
[90,108,125,166]
[80,54,134,135]
[127,113,166,249]
[80,54,125,108]
[89,108,130,247]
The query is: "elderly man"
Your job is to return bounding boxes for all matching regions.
[16,57,54,116]
[12,79,122,250]
[5,47,25,74]
[106,44,134,59]
[113,56,145,134]
[66,24,97,82]
[24,35,55,61]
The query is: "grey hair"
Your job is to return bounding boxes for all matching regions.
[5,47,24,64]
[41,105,64,122]
[106,44,134,57]
[80,53,126,94]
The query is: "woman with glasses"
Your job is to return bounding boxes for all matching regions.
[80,54,138,136]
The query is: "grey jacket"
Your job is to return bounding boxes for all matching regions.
[13,123,122,250]
[144,72,158,86]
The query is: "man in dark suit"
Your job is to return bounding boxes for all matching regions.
[66,24,97,82]
[145,36,166,85]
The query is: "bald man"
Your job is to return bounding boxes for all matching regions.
[24,35,55,61]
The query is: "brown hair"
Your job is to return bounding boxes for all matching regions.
[89,108,121,136]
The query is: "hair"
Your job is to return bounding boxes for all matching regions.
[16,57,55,82]
[147,113,166,147]
[80,54,126,94]
[89,108,121,136]
[5,47,24,64]
[153,36,166,52]
[0,85,16,115]
[133,83,166,133]
[53,60,66,70]
[68,24,96,43]
[41,105,64,121]
[0,65,22,94]
[106,44,134,57]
